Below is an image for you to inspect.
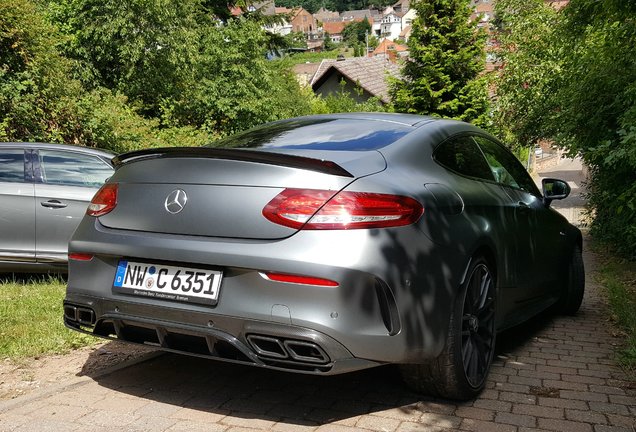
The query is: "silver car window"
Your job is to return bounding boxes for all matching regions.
[38,150,113,188]
[0,149,25,183]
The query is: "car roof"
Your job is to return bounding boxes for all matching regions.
[0,142,115,158]
[207,113,442,153]
[286,112,438,127]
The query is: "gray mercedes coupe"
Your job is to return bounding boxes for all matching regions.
[64,113,584,400]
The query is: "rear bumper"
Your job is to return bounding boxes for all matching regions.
[64,292,379,375]
[65,217,465,373]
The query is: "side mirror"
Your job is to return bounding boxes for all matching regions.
[542,178,571,206]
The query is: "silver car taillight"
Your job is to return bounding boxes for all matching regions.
[87,183,118,217]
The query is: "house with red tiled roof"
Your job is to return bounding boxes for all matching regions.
[322,21,347,43]
[371,38,408,60]
[310,56,401,104]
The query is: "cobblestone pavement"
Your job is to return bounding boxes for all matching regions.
[1,159,634,432]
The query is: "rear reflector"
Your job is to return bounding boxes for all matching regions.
[69,253,93,261]
[261,272,339,287]
[263,188,423,230]
[87,183,118,217]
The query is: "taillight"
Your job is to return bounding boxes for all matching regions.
[263,188,423,230]
[87,183,118,217]
[261,272,339,287]
[69,253,94,261]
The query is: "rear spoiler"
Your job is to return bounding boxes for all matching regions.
[112,147,354,178]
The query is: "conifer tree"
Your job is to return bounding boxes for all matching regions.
[390,0,488,123]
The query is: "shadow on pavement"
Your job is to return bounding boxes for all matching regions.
[83,310,558,426]
[89,353,427,424]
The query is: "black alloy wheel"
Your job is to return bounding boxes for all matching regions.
[461,262,496,388]
[400,255,497,400]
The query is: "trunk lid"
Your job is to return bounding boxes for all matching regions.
[98,149,385,240]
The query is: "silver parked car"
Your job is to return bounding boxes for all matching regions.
[64,114,584,399]
[0,142,114,272]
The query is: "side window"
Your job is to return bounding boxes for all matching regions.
[39,150,113,188]
[474,136,540,195]
[0,150,25,183]
[434,136,494,181]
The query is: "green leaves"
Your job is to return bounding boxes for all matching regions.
[3,0,319,149]
[390,0,487,123]
[492,0,636,258]
[342,17,371,45]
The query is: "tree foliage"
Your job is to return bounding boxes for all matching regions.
[490,0,560,147]
[342,17,371,44]
[1,0,212,151]
[165,20,313,135]
[0,0,82,141]
[492,0,636,258]
[310,80,386,114]
[390,0,488,124]
[2,0,321,150]
[2,0,391,155]
[46,0,202,118]
[274,0,394,14]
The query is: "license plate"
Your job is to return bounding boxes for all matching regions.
[113,260,222,305]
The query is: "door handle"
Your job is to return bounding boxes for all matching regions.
[41,200,68,209]
[516,201,531,213]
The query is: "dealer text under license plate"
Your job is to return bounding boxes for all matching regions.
[113,260,222,305]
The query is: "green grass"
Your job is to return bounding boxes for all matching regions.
[596,252,636,378]
[0,276,98,359]
[281,48,352,65]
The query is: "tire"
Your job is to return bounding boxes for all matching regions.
[559,245,585,315]
[400,256,497,400]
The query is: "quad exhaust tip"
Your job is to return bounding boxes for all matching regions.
[247,334,329,364]
[64,304,96,326]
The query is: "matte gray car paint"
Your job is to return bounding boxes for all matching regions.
[64,114,581,374]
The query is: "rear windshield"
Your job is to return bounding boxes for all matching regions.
[208,118,412,151]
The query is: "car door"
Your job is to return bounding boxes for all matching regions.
[473,136,562,308]
[432,135,525,319]
[0,148,36,264]
[34,149,113,264]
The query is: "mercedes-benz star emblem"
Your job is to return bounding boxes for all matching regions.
[165,189,188,214]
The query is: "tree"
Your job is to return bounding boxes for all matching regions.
[0,0,86,141]
[323,31,336,50]
[284,31,308,50]
[492,0,636,258]
[489,0,560,147]
[0,0,210,151]
[165,19,313,136]
[46,0,314,137]
[342,17,371,45]
[390,0,488,124]
[310,80,387,113]
[46,0,203,118]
